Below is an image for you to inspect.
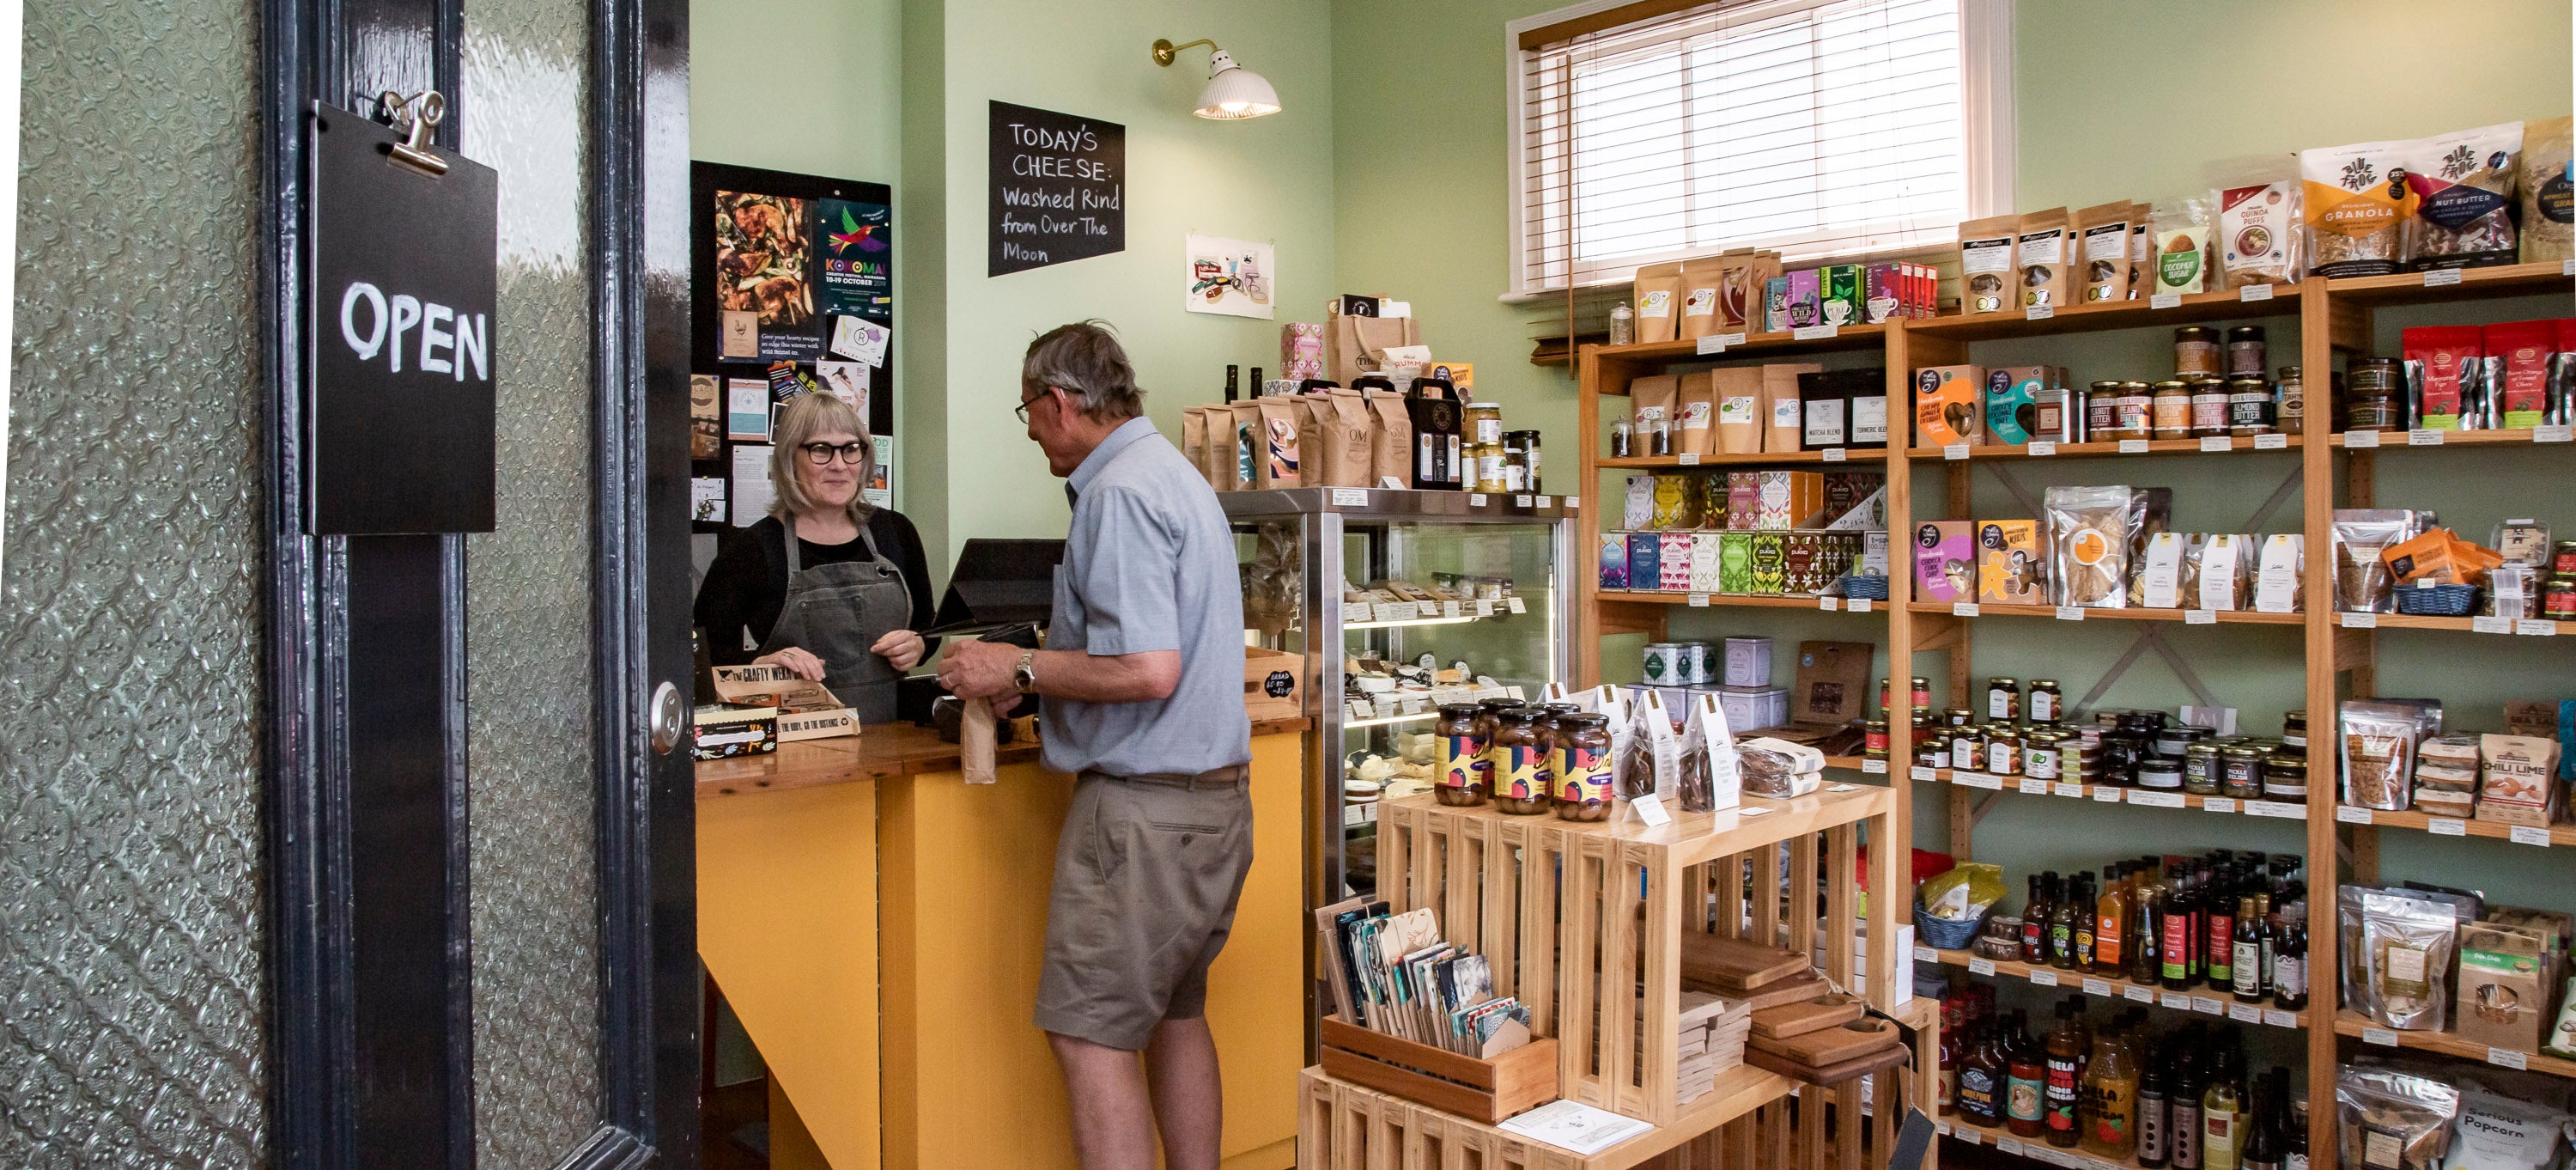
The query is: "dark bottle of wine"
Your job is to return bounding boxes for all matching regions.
[2024,874,2052,966]
[2240,1067,2287,1170]
[2273,915,2309,1012]
[2232,895,2266,1002]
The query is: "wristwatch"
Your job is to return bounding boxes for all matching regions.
[1012,650,1037,694]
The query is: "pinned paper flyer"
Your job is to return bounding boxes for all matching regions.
[816,360,869,413]
[830,314,890,366]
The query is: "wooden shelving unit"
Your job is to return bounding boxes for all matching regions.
[1571,260,2576,1170]
[2330,1011,2576,1081]
[1921,948,2312,1033]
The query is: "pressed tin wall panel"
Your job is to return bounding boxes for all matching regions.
[1,0,269,1166]
[460,2,605,1163]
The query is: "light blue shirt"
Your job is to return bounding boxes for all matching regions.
[1041,417,1252,777]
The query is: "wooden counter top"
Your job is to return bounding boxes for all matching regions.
[695,716,1315,800]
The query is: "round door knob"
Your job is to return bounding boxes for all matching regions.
[649,681,685,754]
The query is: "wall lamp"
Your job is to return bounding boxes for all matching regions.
[1151,38,1280,120]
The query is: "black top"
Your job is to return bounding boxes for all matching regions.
[693,510,939,666]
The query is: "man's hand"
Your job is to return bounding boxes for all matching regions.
[938,640,1021,702]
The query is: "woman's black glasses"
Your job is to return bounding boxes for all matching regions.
[800,442,868,465]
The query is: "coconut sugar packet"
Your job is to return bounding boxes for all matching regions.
[2149,198,2213,295]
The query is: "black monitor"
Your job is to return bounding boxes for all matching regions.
[922,538,1065,635]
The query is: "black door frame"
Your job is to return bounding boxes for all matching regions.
[258,0,696,1166]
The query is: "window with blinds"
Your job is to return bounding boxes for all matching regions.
[1512,0,2010,295]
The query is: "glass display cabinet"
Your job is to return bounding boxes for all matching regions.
[1222,488,1579,909]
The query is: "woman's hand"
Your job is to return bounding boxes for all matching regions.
[753,647,827,680]
[872,630,927,671]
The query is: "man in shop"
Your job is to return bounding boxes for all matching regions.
[937,320,1253,1170]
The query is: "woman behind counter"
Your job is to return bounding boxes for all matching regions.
[694,393,936,723]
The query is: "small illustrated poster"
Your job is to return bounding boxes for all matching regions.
[689,375,723,459]
[691,477,726,521]
[864,435,894,509]
[726,378,772,440]
[817,360,869,414]
[815,198,892,320]
[712,189,819,362]
[731,444,774,526]
[1184,234,1275,319]
[830,314,890,367]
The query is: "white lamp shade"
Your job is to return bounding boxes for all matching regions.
[1194,50,1279,119]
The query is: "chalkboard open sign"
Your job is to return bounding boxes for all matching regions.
[989,101,1126,277]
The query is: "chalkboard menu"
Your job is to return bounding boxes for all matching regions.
[989,100,1125,277]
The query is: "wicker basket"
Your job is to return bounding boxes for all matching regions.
[2394,583,2481,617]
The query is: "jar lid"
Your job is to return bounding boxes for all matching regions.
[2091,381,2125,390]
[2221,744,2269,759]
[2186,742,2222,756]
[1571,713,1609,728]
[2226,326,2265,340]
[2227,378,2269,390]
[2175,326,2221,340]
[2153,380,2189,391]
[2278,365,2300,376]
[1988,676,2019,686]
[1945,707,1974,717]
[1439,704,1482,717]
[2139,759,2184,775]
[2031,679,2059,687]
[2123,381,2153,391]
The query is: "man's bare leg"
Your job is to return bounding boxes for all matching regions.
[1049,1031,1156,1170]
[1144,1015,1224,1170]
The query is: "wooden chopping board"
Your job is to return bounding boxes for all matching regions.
[1680,935,1809,991]
[1750,993,1867,1040]
[1724,973,1832,1013]
[1747,1015,1902,1065]
[1744,1037,1911,1087]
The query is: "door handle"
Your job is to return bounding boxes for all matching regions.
[649,681,685,754]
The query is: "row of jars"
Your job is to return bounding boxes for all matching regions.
[1897,707,2311,799]
[1868,677,2065,750]
[1432,699,1612,820]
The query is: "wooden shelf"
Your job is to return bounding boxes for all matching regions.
[2321,260,2575,307]
[1919,768,2308,821]
[1585,322,1891,368]
[1601,589,1891,612]
[1903,436,2305,460]
[1926,948,2312,1032]
[1905,601,2304,626]
[1907,283,2302,343]
[1938,1114,2147,1170]
[2333,612,2561,635]
[2328,427,2573,450]
[2333,806,2576,846]
[2333,1010,2576,1080]
[1599,448,1888,468]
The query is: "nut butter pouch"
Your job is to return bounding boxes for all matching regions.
[1363,388,1412,489]
[1712,365,1764,454]
[1631,375,1680,457]
[1252,397,1303,489]
[1181,406,1212,485]
[1679,256,1726,341]
[2015,207,2072,310]
[1633,260,1686,344]
[2074,200,2135,302]
[1957,213,2018,314]
[1674,371,1716,455]
[1760,363,1820,453]
[1913,364,1985,447]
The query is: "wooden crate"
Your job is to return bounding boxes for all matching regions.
[1319,1015,1560,1124]
[1244,646,1304,720]
[1300,1066,1868,1170]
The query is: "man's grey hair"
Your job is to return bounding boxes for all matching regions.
[1022,320,1145,422]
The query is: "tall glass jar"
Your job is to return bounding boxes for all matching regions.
[1489,710,1552,815]
[1434,704,1490,807]
[1554,714,1613,820]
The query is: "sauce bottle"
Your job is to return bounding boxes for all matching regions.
[2095,864,2129,974]
[2044,1001,2087,1147]
[2006,1011,2049,1138]
[2136,1032,2173,1168]
[2083,1013,2140,1158]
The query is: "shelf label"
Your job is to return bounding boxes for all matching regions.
[2537,424,2573,443]
[1714,332,1746,348]
[1678,453,1701,466]
[2082,978,2112,997]
[1688,593,1711,607]
[2123,985,2154,1003]
[2347,429,2382,448]
[1862,758,1888,774]
[2029,969,2059,986]
[1535,496,1553,508]
[2205,797,2239,814]
[1341,601,1373,623]
[1473,600,1496,617]
[2341,612,2379,629]
[2409,429,2445,446]
[1330,488,1369,507]
[1953,602,1982,617]
[1821,447,1848,463]
[1819,596,1841,611]
[2265,1009,2299,1029]
[1792,323,1838,340]
[2239,283,2275,302]
[2118,439,2150,454]
[2490,1047,2530,1070]
[2093,788,2124,802]
[1915,946,1938,964]
[2255,433,2289,450]
[1911,766,1937,782]
[2020,778,2050,795]
[1468,493,1489,506]
[1959,1128,1980,1146]
[2517,619,2557,636]
[1936,1122,1953,1137]
[2423,267,2463,287]
[1958,773,2003,790]
[2055,782,2086,798]
[2029,441,2057,457]
[2150,293,2183,310]
[1945,443,1971,460]
[2338,805,2375,824]
[2429,817,2468,837]
[1372,604,1409,622]
[1850,597,1874,612]
[2245,800,2306,820]
[2186,609,2218,625]
[2026,305,2055,320]
[1695,335,1728,356]
[1513,494,1534,508]
[1996,1137,2020,1156]
[2057,606,2086,621]
[2200,436,2234,452]
[2161,992,2192,1010]
[1347,701,1372,721]
[1505,596,1528,614]
[2363,1027,2400,1047]
[2230,1003,2263,1023]
[2565,259,2576,276]
[2128,790,2186,808]
[1631,794,1674,826]
[1442,600,1463,619]
[1562,496,1579,509]
[2472,616,2514,634]
[2193,996,2226,1015]
[2510,826,2552,847]
[1968,957,1996,976]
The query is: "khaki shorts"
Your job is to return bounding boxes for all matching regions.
[1033,767,1254,1051]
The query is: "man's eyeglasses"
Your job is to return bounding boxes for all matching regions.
[1014,389,1052,424]
[800,442,868,466]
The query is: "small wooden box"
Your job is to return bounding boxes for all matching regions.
[1317,1015,1558,1124]
[1244,647,1304,720]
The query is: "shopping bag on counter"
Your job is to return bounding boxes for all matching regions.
[1327,312,1425,389]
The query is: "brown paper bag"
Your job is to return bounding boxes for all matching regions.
[1327,313,1425,388]
[1680,256,1726,340]
[1364,389,1413,489]
[1634,261,1685,344]
[1252,398,1303,489]
[1316,389,1376,487]
[1630,375,1680,458]
[1760,363,1822,453]
[1182,406,1212,486]
[1716,249,1759,330]
[1958,213,2018,314]
[1675,371,1717,455]
[1224,402,1263,491]
[1713,366,1764,454]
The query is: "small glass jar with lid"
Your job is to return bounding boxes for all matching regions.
[2150,381,2194,440]
[2275,366,2305,436]
[2087,381,2123,440]
[2027,679,2063,723]
[2138,759,2185,792]
[2189,377,2232,438]
[2174,326,2223,376]
[2347,358,2403,431]
[2110,382,2154,440]
[2183,742,2225,795]
[1553,714,1613,821]
[1510,430,1544,494]
[1465,402,1505,448]
[2024,730,2063,781]
[2226,377,2275,436]
[2280,710,2307,757]
[1986,677,2020,722]
[1488,710,1552,815]
[1949,723,1984,772]
[1499,431,1530,492]
[1864,719,1892,757]
[1433,704,1491,807]
[1986,726,2022,777]
[2221,745,2269,799]
[1945,706,1976,728]
[2225,326,2267,377]
[2261,753,2308,801]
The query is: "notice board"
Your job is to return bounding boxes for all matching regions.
[988,100,1124,277]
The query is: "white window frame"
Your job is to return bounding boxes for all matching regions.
[1502,0,2015,302]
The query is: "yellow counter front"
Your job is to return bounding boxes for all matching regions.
[697,718,1309,1170]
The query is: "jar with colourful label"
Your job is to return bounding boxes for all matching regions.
[1554,714,1614,821]
[1433,704,1490,807]
[1489,710,1552,815]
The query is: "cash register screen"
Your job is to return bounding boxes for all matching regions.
[923,539,1065,634]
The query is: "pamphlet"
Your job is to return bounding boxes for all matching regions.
[1495,1100,1654,1155]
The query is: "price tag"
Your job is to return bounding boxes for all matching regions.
[2472,616,2514,634]
[2490,1047,2530,1070]
[2161,992,2192,1010]
[1997,1138,2022,1156]
[1915,946,1939,964]
[1792,323,1838,340]
[1862,759,1888,774]
[1936,1122,1953,1137]
[1912,766,1937,782]
[2150,293,2182,309]
[2020,778,2051,795]
[1822,448,1849,463]
[1513,494,1534,508]
[1678,453,1701,466]
[2339,805,2376,824]
[1505,596,1528,614]
[2205,797,2239,814]
[1562,496,1578,509]
[1968,957,1996,976]
[1695,335,1728,356]
[1688,592,1711,607]
[2200,436,2234,452]
[1959,773,2003,790]
[2055,782,2086,798]
[2093,788,2124,802]
[1442,600,1462,619]
[2247,801,2307,820]
[2363,1027,2400,1047]
[1945,443,1971,460]
[1473,600,1495,617]
[2118,439,2150,454]
[1468,493,1489,506]
[2516,619,2557,636]
[2083,978,2112,996]
[2265,1009,2299,1029]
[1348,700,1372,721]
[2029,442,2057,457]
[1340,601,1372,623]
[2124,985,2154,1003]
[1631,794,1674,826]
[2128,790,2186,808]
[2510,826,2552,847]
[2565,259,2576,276]
[1330,488,1369,507]
[1959,1129,1980,1146]
[1953,602,1981,617]
[1535,496,1552,509]
[1371,604,1406,623]
[2057,606,2086,621]
[2186,609,2218,625]
[2428,817,2467,837]
[2239,283,2275,302]
[2229,1003,2263,1023]
[1818,595,1842,611]
[2030,970,2059,986]
[1717,332,1746,348]
[2409,429,2445,446]
[1851,597,1876,612]
[1737,806,1771,817]
[2255,433,2289,450]
[2347,429,2382,448]
[2341,611,2379,629]
[2423,267,2463,287]
[2537,424,2573,443]
[2193,996,2225,1015]
[2026,305,2055,320]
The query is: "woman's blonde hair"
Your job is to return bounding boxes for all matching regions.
[768,392,876,525]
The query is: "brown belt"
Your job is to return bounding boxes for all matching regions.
[1084,765,1249,790]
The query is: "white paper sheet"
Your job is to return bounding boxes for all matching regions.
[1494,1100,1653,1155]
[830,314,890,366]
[690,477,725,521]
[816,360,869,414]
[730,445,774,526]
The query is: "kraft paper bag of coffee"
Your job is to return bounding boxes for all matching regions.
[1633,260,1685,344]
[1195,407,1236,488]
[1713,365,1764,454]
[1221,402,1264,491]
[1629,375,1680,458]
[1182,406,1212,486]
[1674,371,1717,455]
[1364,389,1413,489]
[1679,256,1726,341]
[1761,363,1822,453]
[1309,389,1375,487]
[1252,397,1303,489]
[1957,213,2018,314]
[1291,396,1334,490]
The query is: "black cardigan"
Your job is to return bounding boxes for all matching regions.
[693,509,939,665]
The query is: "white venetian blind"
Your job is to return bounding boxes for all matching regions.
[1518,0,1970,292]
